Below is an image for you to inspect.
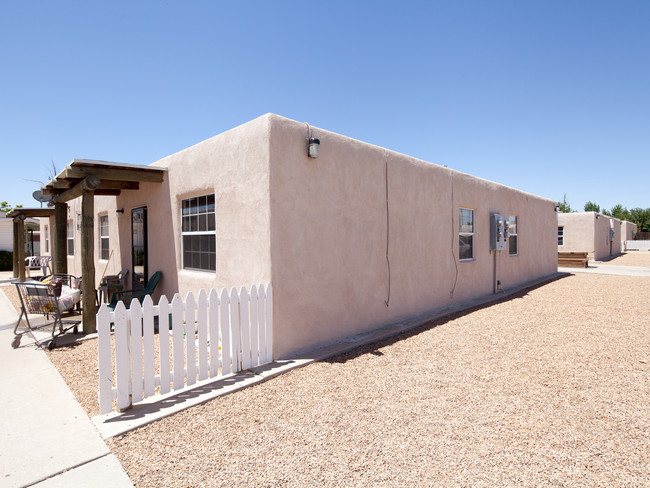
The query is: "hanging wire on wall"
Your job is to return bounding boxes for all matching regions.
[449,173,459,299]
[384,150,391,307]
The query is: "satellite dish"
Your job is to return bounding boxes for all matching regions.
[33,191,54,203]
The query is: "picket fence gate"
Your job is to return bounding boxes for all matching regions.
[97,284,273,414]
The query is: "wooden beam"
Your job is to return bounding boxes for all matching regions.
[53,176,101,203]
[81,189,96,333]
[7,208,55,219]
[97,181,140,191]
[63,165,164,183]
[53,203,68,274]
[93,190,122,196]
[15,218,25,282]
[12,221,19,278]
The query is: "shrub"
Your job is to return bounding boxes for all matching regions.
[0,251,13,271]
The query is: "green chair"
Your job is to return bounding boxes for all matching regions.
[107,271,162,311]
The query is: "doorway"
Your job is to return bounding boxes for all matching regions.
[131,206,148,289]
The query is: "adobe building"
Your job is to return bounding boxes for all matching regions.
[39,113,558,358]
[557,211,636,261]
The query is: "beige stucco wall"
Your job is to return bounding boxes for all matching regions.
[620,221,637,249]
[145,115,272,301]
[557,212,622,261]
[267,115,557,358]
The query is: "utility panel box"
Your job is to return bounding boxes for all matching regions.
[490,213,508,251]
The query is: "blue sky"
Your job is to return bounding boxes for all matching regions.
[1,1,648,212]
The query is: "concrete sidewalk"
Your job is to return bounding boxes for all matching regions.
[0,285,133,488]
[559,262,650,277]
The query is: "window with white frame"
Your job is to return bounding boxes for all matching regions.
[67,221,74,256]
[459,208,474,261]
[508,215,518,256]
[44,225,49,253]
[181,193,216,271]
[99,215,110,260]
[558,226,564,246]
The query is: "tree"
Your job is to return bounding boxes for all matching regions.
[556,194,572,213]
[0,201,23,214]
[584,201,600,213]
[629,208,650,232]
[608,204,630,222]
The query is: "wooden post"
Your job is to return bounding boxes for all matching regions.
[81,189,96,333]
[54,203,68,274]
[12,221,19,278]
[15,218,26,282]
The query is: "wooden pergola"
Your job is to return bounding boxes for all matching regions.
[39,159,166,333]
[7,207,55,283]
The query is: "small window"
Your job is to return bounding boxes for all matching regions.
[99,215,110,260]
[44,225,49,253]
[508,215,518,256]
[181,194,216,271]
[459,208,474,261]
[67,221,74,256]
[558,226,564,246]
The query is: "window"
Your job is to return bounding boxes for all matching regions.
[44,225,49,253]
[67,221,74,256]
[558,226,564,246]
[99,215,110,260]
[508,215,518,256]
[181,194,216,271]
[459,208,474,261]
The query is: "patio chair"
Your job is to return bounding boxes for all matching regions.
[98,268,129,304]
[25,256,52,279]
[107,271,162,312]
[12,282,81,350]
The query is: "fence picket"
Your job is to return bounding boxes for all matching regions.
[186,292,197,386]
[97,283,272,413]
[208,289,219,377]
[230,288,241,372]
[197,289,209,381]
[114,301,131,412]
[143,296,155,398]
[265,283,273,363]
[249,285,259,367]
[130,300,144,403]
[240,287,251,370]
[158,296,171,395]
[97,304,112,415]
[172,294,185,390]
[220,288,231,375]
[257,286,267,365]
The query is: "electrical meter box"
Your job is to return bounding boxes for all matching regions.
[490,213,508,251]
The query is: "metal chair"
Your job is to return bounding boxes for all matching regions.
[12,282,81,350]
[98,268,129,304]
[107,271,162,311]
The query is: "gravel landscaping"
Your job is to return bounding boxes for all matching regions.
[6,255,650,486]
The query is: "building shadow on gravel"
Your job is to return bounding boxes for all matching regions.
[323,272,572,364]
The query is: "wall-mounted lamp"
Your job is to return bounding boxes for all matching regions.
[305,123,320,159]
[116,208,125,214]
[595,214,600,219]
[554,204,560,213]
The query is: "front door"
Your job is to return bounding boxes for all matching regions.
[131,206,148,289]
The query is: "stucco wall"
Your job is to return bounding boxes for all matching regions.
[558,212,622,260]
[268,115,557,358]
[147,115,272,301]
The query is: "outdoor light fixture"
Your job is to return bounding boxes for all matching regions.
[305,123,320,159]
[116,208,124,214]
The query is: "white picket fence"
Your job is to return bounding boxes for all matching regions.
[626,240,650,251]
[97,284,272,414]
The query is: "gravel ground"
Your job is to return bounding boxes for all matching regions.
[6,261,650,486]
[597,250,650,267]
